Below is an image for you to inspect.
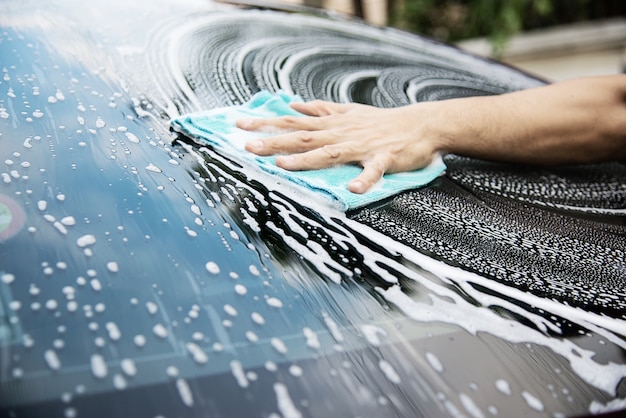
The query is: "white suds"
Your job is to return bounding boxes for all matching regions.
[230,360,249,388]
[521,391,544,412]
[153,323,168,338]
[379,360,401,384]
[90,354,108,379]
[44,350,61,371]
[495,379,511,396]
[271,337,288,354]
[186,342,208,364]
[303,327,320,350]
[76,234,96,248]
[205,261,220,275]
[176,378,194,407]
[273,383,302,418]
[425,352,444,373]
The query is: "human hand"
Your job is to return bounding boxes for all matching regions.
[236,100,443,194]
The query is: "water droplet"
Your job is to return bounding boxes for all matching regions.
[251,312,265,325]
[77,234,96,248]
[121,358,137,377]
[125,132,140,143]
[289,365,303,377]
[107,261,119,273]
[166,365,179,378]
[53,222,68,235]
[246,331,258,342]
[146,163,162,173]
[303,327,320,350]
[113,374,127,390]
[266,297,283,308]
[271,337,288,354]
[153,323,168,339]
[379,360,401,384]
[90,354,107,379]
[230,360,249,388]
[522,391,544,411]
[44,350,61,371]
[60,216,76,226]
[106,322,121,341]
[146,301,158,315]
[234,284,247,295]
[274,383,302,418]
[223,304,237,317]
[186,342,208,364]
[205,261,220,275]
[176,378,194,407]
[425,352,444,373]
[1,273,15,284]
[495,379,511,396]
[134,334,146,347]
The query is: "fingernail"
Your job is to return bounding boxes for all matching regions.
[246,140,264,152]
[349,180,364,194]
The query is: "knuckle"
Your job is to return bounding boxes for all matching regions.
[297,130,315,144]
[322,144,341,159]
[282,116,300,126]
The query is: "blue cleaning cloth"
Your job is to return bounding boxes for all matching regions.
[170,91,446,211]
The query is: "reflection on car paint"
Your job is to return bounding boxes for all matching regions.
[1,1,626,417]
[0,194,26,240]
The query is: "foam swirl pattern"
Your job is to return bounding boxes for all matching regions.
[147,10,541,114]
[150,10,626,314]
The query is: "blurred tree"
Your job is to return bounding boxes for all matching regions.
[389,0,626,57]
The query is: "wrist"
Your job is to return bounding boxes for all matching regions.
[416,100,463,157]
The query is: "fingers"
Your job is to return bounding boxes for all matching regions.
[290,100,353,116]
[236,98,392,194]
[275,147,391,194]
[237,114,321,132]
[236,100,354,131]
[348,159,387,194]
[245,130,339,156]
[273,146,387,195]
[277,151,387,194]
[275,143,346,170]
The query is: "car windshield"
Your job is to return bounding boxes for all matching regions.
[1,1,625,417]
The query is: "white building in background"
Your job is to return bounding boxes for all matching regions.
[457,18,626,82]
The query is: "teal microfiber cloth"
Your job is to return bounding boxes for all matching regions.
[170,91,446,211]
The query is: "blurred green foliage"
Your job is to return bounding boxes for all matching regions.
[389,0,625,56]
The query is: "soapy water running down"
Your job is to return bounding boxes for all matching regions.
[1,2,625,417]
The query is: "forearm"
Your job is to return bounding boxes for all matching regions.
[239,75,626,194]
[431,75,626,164]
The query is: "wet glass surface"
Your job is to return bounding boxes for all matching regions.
[1,1,625,417]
